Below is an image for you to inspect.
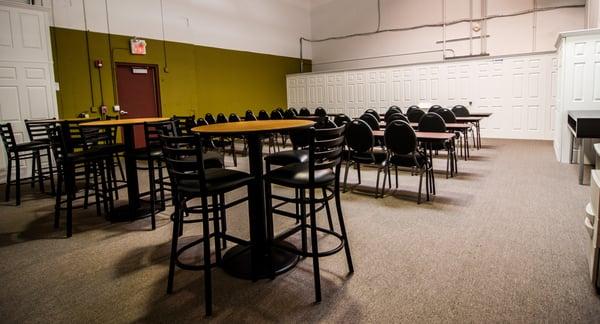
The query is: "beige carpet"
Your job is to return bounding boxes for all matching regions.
[0,139,599,323]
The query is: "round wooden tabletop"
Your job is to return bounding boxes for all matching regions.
[80,117,170,127]
[191,120,315,135]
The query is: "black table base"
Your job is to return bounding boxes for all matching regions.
[222,242,299,280]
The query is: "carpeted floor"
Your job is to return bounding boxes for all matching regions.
[0,139,599,323]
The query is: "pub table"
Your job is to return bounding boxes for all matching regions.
[192,119,315,280]
[80,117,169,221]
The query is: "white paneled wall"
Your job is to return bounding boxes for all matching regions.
[287,52,557,140]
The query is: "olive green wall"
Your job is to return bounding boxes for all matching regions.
[50,27,311,119]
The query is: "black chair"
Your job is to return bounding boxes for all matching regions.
[49,125,115,237]
[258,110,270,120]
[216,113,228,124]
[451,105,470,117]
[161,134,252,316]
[228,113,241,122]
[314,107,327,117]
[265,125,353,303]
[436,108,456,123]
[204,113,216,125]
[299,107,310,116]
[343,119,388,198]
[359,113,380,131]
[333,114,352,127]
[1,123,51,205]
[384,106,403,121]
[418,112,455,183]
[407,109,426,123]
[211,115,238,167]
[364,108,379,121]
[270,109,283,120]
[172,115,196,135]
[386,113,409,124]
[244,110,257,121]
[406,105,420,115]
[429,105,443,114]
[24,118,57,195]
[283,109,297,119]
[383,121,432,204]
[288,107,299,116]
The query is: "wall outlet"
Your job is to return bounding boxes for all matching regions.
[100,105,108,114]
[90,105,97,113]
[113,105,120,112]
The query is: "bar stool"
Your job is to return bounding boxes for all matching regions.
[265,125,354,303]
[161,133,253,316]
[0,123,50,205]
[24,118,57,195]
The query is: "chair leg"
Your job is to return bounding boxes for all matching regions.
[300,189,308,255]
[167,197,183,294]
[200,195,213,316]
[36,151,44,192]
[5,156,12,202]
[98,160,111,217]
[343,160,351,193]
[212,195,222,265]
[322,187,334,231]
[92,161,102,217]
[83,162,91,209]
[47,148,55,195]
[418,168,424,204]
[148,159,157,230]
[219,193,227,249]
[334,178,354,273]
[54,170,62,229]
[356,163,362,184]
[65,166,75,237]
[157,159,166,210]
[308,187,322,303]
[395,165,398,188]
[381,166,388,198]
[231,141,237,167]
[15,154,21,206]
[375,168,381,198]
[30,151,37,189]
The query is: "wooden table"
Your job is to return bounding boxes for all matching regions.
[80,117,169,221]
[192,119,315,280]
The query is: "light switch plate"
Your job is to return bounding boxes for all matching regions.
[113,105,120,112]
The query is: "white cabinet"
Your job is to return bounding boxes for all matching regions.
[554,29,600,163]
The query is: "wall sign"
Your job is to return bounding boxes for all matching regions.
[130,38,147,55]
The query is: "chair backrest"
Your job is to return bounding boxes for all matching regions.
[407,109,426,123]
[270,109,283,120]
[80,124,116,149]
[314,106,327,117]
[345,119,374,154]
[437,108,456,123]
[205,113,216,124]
[299,107,310,116]
[0,123,17,151]
[258,110,270,120]
[452,105,470,117]
[172,115,196,135]
[275,107,285,115]
[216,113,228,123]
[386,113,409,124]
[359,113,380,130]
[283,109,296,119]
[314,118,337,129]
[161,134,209,193]
[144,119,178,153]
[333,114,352,127]
[48,125,67,165]
[385,106,403,120]
[62,118,100,151]
[406,105,420,114]
[245,110,257,121]
[25,118,56,143]
[418,112,446,132]
[228,113,241,122]
[429,105,443,114]
[364,109,379,121]
[384,120,418,155]
[288,107,299,116]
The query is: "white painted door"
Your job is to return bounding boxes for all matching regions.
[0,3,57,180]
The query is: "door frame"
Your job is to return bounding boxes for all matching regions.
[114,62,163,117]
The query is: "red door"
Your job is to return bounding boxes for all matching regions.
[116,64,160,148]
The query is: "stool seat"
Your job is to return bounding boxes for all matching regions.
[266,162,335,188]
[265,149,308,166]
[11,141,48,152]
[178,168,252,194]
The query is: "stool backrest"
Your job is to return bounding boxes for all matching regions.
[25,118,56,143]
[303,125,346,184]
[161,134,208,192]
[0,123,16,151]
[172,115,196,135]
[144,119,178,153]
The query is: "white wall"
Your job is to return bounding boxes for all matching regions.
[50,0,312,59]
[587,0,600,27]
[309,0,585,71]
[287,52,557,140]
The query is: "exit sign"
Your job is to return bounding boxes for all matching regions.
[130,38,147,55]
